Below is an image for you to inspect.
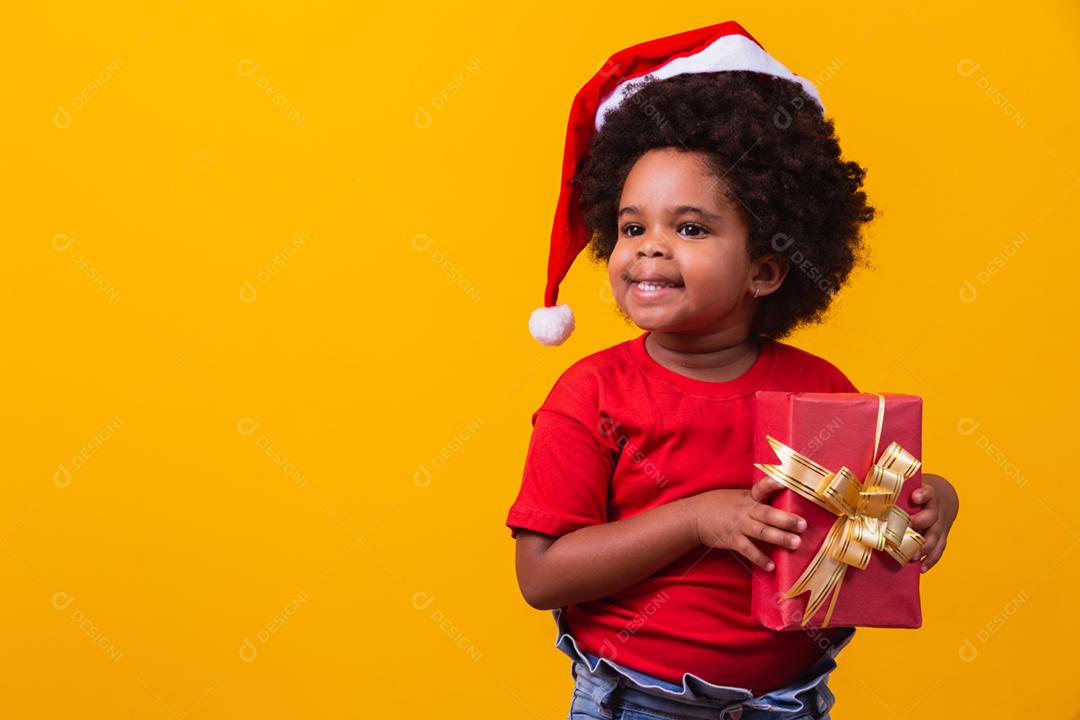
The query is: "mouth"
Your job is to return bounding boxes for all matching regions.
[631,280,683,290]
[628,276,685,300]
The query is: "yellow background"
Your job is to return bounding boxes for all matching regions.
[2,1,1076,717]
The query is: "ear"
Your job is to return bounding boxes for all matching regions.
[749,254,790,298]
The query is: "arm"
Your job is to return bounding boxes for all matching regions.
[514,478,805,610]
[514,498,699,610]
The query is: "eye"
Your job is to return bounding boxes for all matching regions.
[619,223,709,238]
[680,223,708,237]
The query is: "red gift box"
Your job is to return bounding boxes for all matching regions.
[751,391,924,630]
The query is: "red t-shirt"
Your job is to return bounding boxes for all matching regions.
[506,331,860,694]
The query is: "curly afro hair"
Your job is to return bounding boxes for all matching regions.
[571,71,875,341]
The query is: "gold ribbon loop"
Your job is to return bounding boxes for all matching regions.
[753,393,925,627]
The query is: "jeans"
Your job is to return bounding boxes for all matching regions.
[551,607,856,720]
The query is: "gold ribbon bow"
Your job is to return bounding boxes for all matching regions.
[753,393,926,627]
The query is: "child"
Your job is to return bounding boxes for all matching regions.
[506,21,960,720]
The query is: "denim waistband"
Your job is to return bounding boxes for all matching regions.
[551,606,856,716]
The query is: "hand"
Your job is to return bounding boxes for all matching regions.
[909,473,959,573]
[686,477,807,572]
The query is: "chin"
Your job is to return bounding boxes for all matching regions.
[627,314,678,332]
[634,311,713,334]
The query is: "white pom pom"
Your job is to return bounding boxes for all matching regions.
[529,304,575,345]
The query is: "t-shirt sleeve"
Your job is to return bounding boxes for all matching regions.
[505,368,617,539]
[831,369,860,393]
[810,352,861,393]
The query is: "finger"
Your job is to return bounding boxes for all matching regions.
[909,508,939,532]
[735,538,775,572]
[744,519,802,549]
[914,532,939,563]
[750,503,807,533]
[922,539,947,572]
[750,476,785,503]
[911,483,935,506]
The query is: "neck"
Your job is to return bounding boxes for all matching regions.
[645,329,761,382]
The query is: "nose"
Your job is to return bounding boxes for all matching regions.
[636,231,671,258]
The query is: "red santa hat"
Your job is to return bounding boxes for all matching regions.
[528,20,826,345]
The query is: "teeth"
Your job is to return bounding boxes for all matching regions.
[637,281,676,291]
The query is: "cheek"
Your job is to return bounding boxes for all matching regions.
[608,246,631,284]
[683,258,743,301]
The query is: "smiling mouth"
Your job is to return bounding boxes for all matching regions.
[632,280,683,291]
[629,280,684,300]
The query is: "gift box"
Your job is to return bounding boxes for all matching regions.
[751,391,925,630]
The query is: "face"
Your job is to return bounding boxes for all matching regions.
[607,147,770,335]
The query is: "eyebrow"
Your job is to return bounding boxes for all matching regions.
[617,205,722,221]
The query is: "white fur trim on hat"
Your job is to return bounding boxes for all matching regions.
[595,34,823,132]
[529,304,575,345]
